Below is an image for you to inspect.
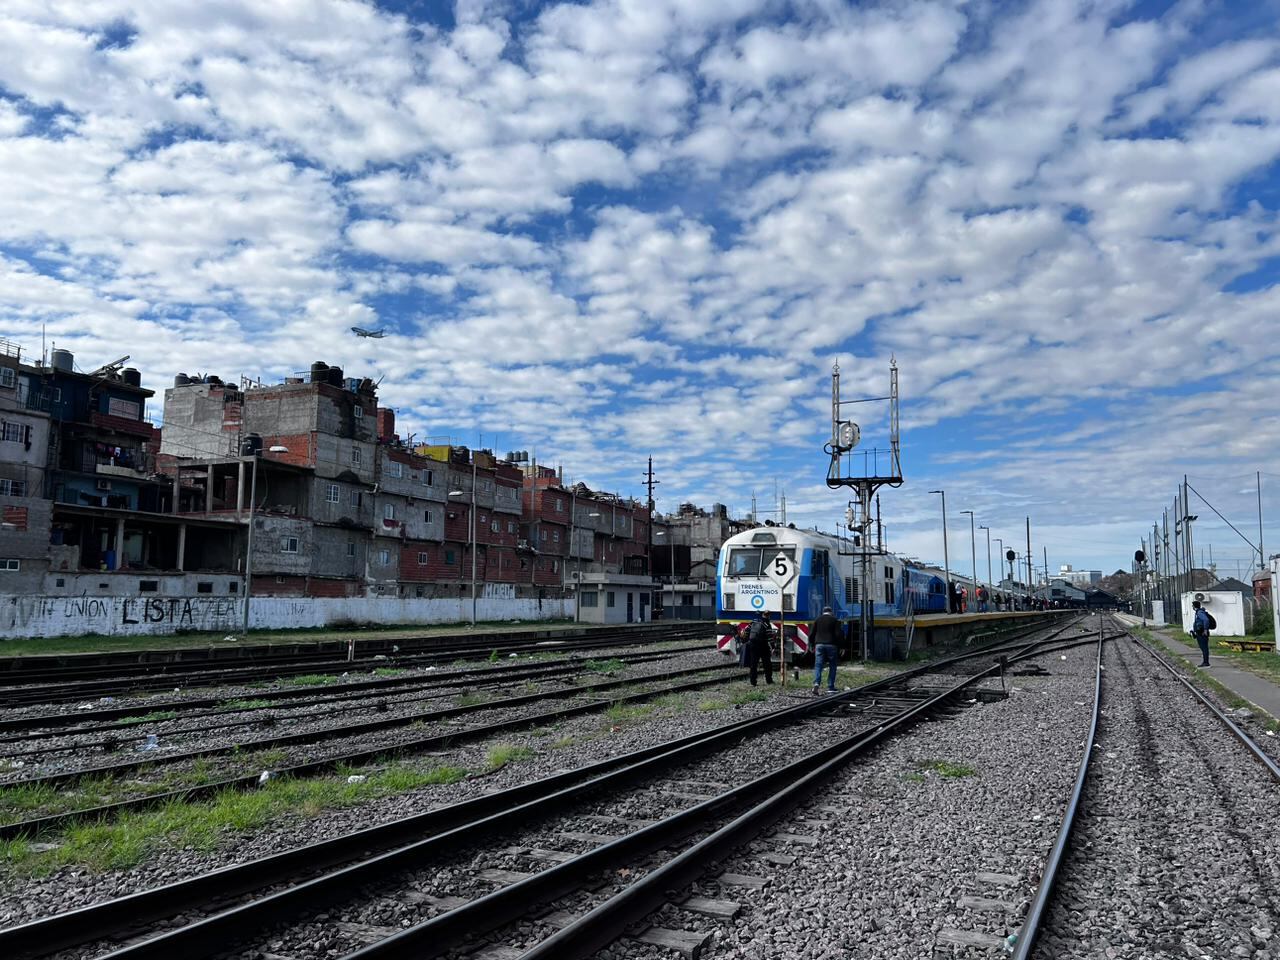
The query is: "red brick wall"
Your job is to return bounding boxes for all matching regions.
[251,574,306,596]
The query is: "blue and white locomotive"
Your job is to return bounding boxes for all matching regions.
[715,525,948,657]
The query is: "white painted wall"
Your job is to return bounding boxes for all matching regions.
[1179,590,1248,637]
[0,594,575,639]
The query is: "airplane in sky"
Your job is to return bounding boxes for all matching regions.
[351,327,388,338]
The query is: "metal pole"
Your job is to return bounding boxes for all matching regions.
[1025,517,1032,603]
[241,455,258,636]
[962,510,976,611]
[980,525,992,608]
[931,490,950,613]
[1259,470,1266,573]
[569,489,578,623]
[470,457,477,626]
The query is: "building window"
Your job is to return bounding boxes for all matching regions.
[581,591,598,607]
[326,484,340,503]
[351,447,362,466]
[491,519,500,533]
[551,560,559,573]
[228,582,239,594]
[424,509,433,523]
[1,422,22,442]
[350,490,361,506]
[445,549,456,565]
[346,540,356,558]
[540,529,547,541]
[607,591,616,608]
[387,461,402,478]
[553,529,560,542]
[507,521,517,534]
[282,537,299,553]
[418,551,429,565]
[139,580,159,592]
[0,559,19,572]
[422,469,433,486]
[554,497,562,511]
[353,405,364,419]
[378,548,390,565]
[384,503,396,521]
[197,582,213,594]
[0,368,14,389]
[0,479,24,498]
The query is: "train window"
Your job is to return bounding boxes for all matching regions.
[884,583,895,604]
[845,577,858,602]
[727,547,793,577]
[884,565,893,579]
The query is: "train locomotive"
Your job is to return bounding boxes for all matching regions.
[715,525,948,659]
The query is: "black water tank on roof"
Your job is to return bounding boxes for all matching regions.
[241,433,263,456]
[122,368,141,387]
[310,361,329,383]
[327,365,344,386]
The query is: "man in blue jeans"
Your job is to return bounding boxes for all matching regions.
[811,604,841,694]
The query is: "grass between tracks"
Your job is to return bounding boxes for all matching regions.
[0,759,468,875]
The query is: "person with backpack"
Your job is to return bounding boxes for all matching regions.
[746,611,775,686]
[1192,600,1215,667]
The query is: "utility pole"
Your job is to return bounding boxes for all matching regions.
[1259,470,1266,573]
[644,456,659,621]
[1025,517,1033,601]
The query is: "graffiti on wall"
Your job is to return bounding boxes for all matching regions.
[6,595,241,634]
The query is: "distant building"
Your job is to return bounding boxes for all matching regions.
[1058,564,1101,587]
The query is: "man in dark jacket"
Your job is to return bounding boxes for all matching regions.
[811,605,841,694]
[747,611,775,686]
[1192,600,1212,667]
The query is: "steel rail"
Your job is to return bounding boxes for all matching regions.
[0,622,697,681]
[0,628,709,706]
[1128,629,1280,781]
[353,648,1045,960]
[1,665,925,960]
[1,620,1080,957]
[0,662,737,791]
[0,645,706,741]
[507,627,1098,960]
[1006,613,1108,959]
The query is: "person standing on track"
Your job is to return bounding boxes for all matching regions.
[746,610,775,686]
[1192,600,1213,667]
[811,604,841,694]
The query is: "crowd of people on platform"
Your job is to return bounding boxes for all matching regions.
[944,582,1067,613]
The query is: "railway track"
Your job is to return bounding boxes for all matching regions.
[0,616,1091,960]
[0,624,708,707]
[1006,617,1280,959]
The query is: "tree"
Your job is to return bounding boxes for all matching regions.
[1097,569,1134,596]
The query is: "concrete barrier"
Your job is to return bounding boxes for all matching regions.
[0,594,576,639]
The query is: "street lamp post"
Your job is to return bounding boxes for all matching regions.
[978,524,992,610]
[960,509,977,613]
[241,445,289,636]
[928,490,951,613]
[448,480,477,626]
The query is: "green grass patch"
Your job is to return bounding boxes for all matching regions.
[486,743,535,770]
[915,759,977,778]
[550,735,577,749]
[697,698,729,712]
[119,711,179,726]
[0,759,470,874]
[582,658,626,674]
[283,674,340,687]
[603,703,654,726]
[373,667,407,677]
[902,772,926,783]
[455,691,489,707]
[730,689,769,705]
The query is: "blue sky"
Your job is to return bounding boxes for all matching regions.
[1,0,1279,579]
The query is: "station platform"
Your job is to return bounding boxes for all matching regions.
[1116,613,1280,722]
[875,609,1074,658]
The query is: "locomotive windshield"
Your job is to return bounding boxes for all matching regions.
[726,546,795,577]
